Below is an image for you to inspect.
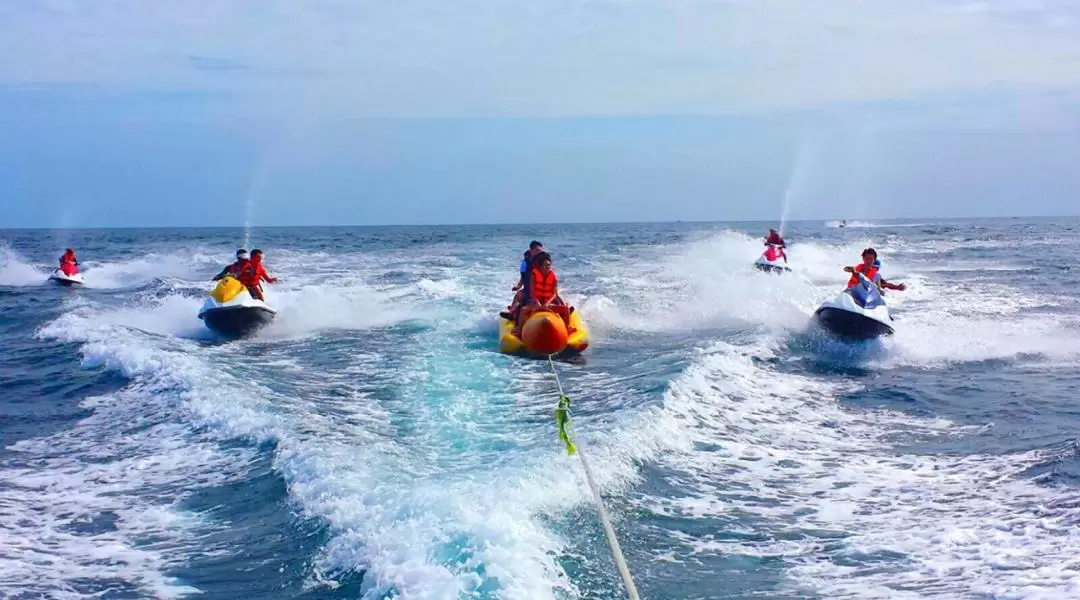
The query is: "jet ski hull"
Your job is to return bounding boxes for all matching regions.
[198,277,276,338]
[755,245,789,273]
[49,270,85,287]
[199,305,276,338]
[814,306,894,340]
[754,261,790,273]
[813,276,894,340]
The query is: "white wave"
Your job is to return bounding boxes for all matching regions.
[259,282,416,339]
[77,251,222,290]
[885,274,1080,367]
[582,230,877,333]
[580,228,1079,368]
[0,245,47,286]
[30,285,600,599]
[3,314,265,599]
[635,340,1080,599]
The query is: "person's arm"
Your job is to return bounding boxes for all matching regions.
[880,279,906,291]
[260,266,278,284]
[843,266,855,273]
[545,276,559,306]
[212,267,229,281]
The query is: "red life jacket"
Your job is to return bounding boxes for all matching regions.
[238,261,265,287]
[847,263,879,288]
[226,260,248,277]
[530,267,558,304]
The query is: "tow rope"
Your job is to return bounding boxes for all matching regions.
[547,355,641,600]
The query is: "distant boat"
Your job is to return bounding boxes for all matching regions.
[838,220,847,228]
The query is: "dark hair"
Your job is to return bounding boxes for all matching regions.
[862,247,877,257]
[529,240,543,249]
[236,248,247,256]
[523,250,531,258]
[533,251,552,265]
[251,249,263,257]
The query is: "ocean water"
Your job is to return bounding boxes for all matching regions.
[2,218,1079,600]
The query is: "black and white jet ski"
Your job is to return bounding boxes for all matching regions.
[197,275,276,338]
[754,244,790,273]
[49,265,85,287]
[813,273,894,340]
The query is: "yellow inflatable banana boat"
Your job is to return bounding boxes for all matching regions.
[499,306,589,357]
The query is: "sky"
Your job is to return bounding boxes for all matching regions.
[1,0,1079,228]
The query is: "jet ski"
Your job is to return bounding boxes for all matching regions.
[813,273,894,340]
[49,263,85,287]
[754,244,790,273]
[197,276,276,338]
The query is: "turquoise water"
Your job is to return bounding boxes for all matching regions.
[2,219,1079,599]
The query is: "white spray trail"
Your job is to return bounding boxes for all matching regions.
[243,158,268,250]
[779,134,812,236]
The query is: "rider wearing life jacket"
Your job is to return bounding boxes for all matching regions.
[238,249,278,301]
[765,228,786,248]
[528,252,562,306]
[213,249,249,281]
[844,248,905,292]
[58,248,79,275]
[513,251,575,334]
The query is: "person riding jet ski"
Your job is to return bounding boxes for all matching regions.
[843,248,905,293]
[58,248,79,271]
[49,248,85,286]
[765,229,786,248]
[811,248,904,340]
[238,249,278,301]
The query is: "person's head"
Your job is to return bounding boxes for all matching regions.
[236,249,249,261]
[861,248,877,266]
[250,249,264,262]
[529,240,544,255]
[523,250,531,259]
[64,248,75,256]
[534,251,552,272]
[769,228,777,235]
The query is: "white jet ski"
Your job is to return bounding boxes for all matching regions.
[813,273,894,340]
[49,266,85,287]
[754,244,790,273]
[198,276,276,338]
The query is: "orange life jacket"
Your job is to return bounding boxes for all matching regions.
[847,263,879,288]
[530,267,558,303]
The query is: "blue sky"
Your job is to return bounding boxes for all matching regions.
[1,0,1079,227]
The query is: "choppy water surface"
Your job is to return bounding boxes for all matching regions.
[2,218,1079,599]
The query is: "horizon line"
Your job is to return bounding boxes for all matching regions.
[2,214,1077,232]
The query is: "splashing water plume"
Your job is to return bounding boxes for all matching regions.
[779,135,812,236]
[243,159,270,250]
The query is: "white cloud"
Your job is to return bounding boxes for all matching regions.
[1,0,1079,118]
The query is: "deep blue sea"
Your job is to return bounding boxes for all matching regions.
[2,218,1079,599]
